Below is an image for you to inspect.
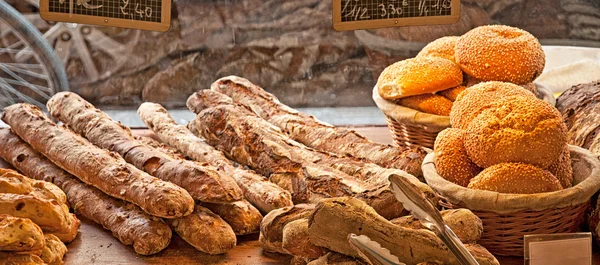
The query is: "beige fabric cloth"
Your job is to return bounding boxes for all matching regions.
[422,145,600,213]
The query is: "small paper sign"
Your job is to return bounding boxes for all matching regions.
[524,233,592,265]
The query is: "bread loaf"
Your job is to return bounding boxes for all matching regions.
[434,128,481,187]
[395,94,453,116]
[0,193,72,234]
[260,204,315,254]
[307,252,367,265]
[391,209,482,243]
[0,215,44,252]
[39,234,67,265]
[0,169,67,205]
[468,163,563,194]
[0,252,45,265]
[51,214,80,243]
[282,219,327,259]
[202,201,262,235]
[556,80,600,155]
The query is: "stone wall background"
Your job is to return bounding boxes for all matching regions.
[38,0,600,108]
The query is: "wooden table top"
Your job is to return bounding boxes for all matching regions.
[0,126,597,264]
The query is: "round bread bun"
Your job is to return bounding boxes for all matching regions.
[377,57,463,100]
[434,128,482,187]
[455,25,545,84]
[450,81,535,129]
[547,145,573,188]
[468,163,563,194]
[417,36,459,63]
[464,95,567,169]
[396,93,453,116]
[438,85,466,102]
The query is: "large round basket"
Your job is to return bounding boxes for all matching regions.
[422,145,600,256]
[372,84,556,149]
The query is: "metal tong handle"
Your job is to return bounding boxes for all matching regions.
[347,234,405,265]
[437,225,480,265]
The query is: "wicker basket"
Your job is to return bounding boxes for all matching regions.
[373,84,557,149]
[423,145,600,256]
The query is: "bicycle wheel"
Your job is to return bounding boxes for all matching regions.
[0,0,68,110]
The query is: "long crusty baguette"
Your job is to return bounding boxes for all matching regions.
[0,169,66,205]
[138,102,293,213]
[0,128,172,255]
[46,92,242,204]
[0,193,71,234]
[0,214,45,252]
[210,76,426,178]
[308,197,499,265]
[166,205,236,254]
[1,103,194,219]
[135,136,188,160]
[40,234,67,265]
[202,201,262,235]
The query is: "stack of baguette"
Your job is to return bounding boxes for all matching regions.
[0,168,75,265]
[434,81,572,193]
[377,25,546,116]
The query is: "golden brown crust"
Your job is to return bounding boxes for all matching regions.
[434,128,481,187]
[455,25,545,84]
[50,214,79,243]
[282,219,327,259]
[260,204,315,254]
[465,96,567,168]
[390,209,483,243]
[547,145,573,189]
[202,201,262,235]
[468,163,563,194]
[450,81,536,129]
[395,93,453,116]
[0,215,45,252]
[0,193,71,234]
[377,57,463,100]
[0,252,45,265]
[0,169,67,205]
[438,85,466,102]
[39,234,67,265]
[417,36,459,63]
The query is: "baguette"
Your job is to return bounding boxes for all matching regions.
[46,92,242,204]
[166,205,236,254]
[260,204,315,254]
[135,136,188,160]
[0,169,67,205]
[282,219,327,259]
[0,193,71,234]
[0,128,172,255]
[202,201,262,235]
[138,102,293,213]
[0,252,45,265]
[308,197,499,265]
[210,76,426,177]
[39,234,67,265]
[0,214,45,252]
[1,103,194,219]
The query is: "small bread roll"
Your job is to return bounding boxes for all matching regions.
[377,57,463,100]
[417,36,459,63]
[468,163,563,194]
[547,145,573,189]
[450,81,535,129]
[456,25,545,84]
[0,214,45,252]
[438,85,466,102]
[395,94,453,116]
[434,128,481,187]
[465,96,567,169]
[40,234,67,265]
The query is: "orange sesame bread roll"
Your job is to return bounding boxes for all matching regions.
[468,163,563,194]
[417,36,459,63]
[455,25,545,84]
[377,57,463,100]
[434,128,482,187]
[395,94,453,116]
[438,86,466,102]
[547,145,573,189]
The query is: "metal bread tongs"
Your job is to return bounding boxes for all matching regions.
[388,174,479,265]
[347,234,405,265]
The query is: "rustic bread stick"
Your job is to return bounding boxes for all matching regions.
[0,169,66,205]
[0,252,45,265]
[0,214,45,252]
[166,205,236,254]
[0,128,172,255]
[135,136,188,160]
[210,76,426,177]
[46,92,242,204]
[39,234,67,265]
[138,102,293,213]
[0,193,71,234]
[202,201,262,235]
[1,103,194,219]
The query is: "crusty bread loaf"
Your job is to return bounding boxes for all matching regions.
[282,219,327,259]
[260,204,315,254]
[0,193,72,234]
[417,36,459,63]
[450,81,535,129]
[547,145,573,189]
[438,85,466,102]
[0,169,67,205]
[39,234,67,265]
[377,57,463,100]
[434,128,481,187]
[391,209,483,243]
[468,163,563,194]
[0,252,45,265]
[395,94,453,116]
[464,95,567,168]
[0,215,45,252]
[202,200,262,235]
[51,214,79,243]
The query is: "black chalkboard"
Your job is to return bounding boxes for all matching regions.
[40,0,171,32]
[333,0,460,31]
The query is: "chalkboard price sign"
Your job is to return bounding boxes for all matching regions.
[40,0,171,32]
[333,0,460,31]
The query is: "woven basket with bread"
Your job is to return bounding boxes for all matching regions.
[421,78,600,256]
[373,25,555,149]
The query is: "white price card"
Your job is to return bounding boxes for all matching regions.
[524,233,592,265]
